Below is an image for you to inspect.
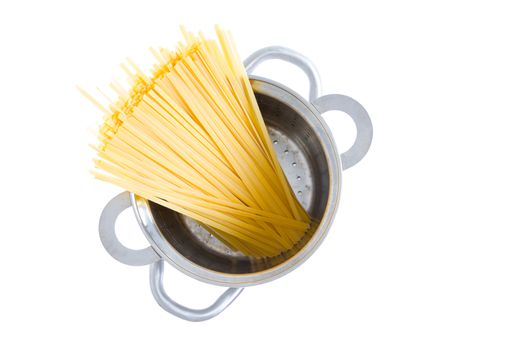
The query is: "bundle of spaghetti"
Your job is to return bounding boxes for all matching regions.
[82,26,310,257]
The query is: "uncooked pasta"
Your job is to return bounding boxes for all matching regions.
[82,26,310,257]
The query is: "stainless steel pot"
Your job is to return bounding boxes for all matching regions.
[98,46,373,321]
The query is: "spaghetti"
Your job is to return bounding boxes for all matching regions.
[83,26,310,257]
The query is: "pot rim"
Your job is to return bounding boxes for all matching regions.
[131,76,342,287]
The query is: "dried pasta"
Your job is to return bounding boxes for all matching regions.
[83,26,310,257]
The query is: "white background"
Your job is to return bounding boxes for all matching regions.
[0,0,524,349]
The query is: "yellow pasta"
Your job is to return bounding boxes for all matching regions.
[84,26,310,257]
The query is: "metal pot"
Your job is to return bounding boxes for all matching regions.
[98,46,373,321]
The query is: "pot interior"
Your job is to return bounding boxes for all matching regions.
[147,87,331,274]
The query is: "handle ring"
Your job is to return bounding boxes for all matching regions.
[313,94,373,170]
[244,46,322,102]
[149,260,243,322]
[99,191,160,266]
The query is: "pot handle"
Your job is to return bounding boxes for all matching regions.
[99,191,160,266]
[313,94,373,170]
[244,46,321,102]
[149,260,243,322]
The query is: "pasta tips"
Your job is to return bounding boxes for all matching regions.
[85,27,311,257]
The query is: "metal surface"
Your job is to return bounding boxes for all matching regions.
[149,260,243,322]
[134,77,340,287]
[99,191,160,266]
[100,191,243,321]
[313,94,373,170]
[98,46,373,321]
[244,46,321,102]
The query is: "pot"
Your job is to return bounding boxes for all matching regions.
[98,46,373,321]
